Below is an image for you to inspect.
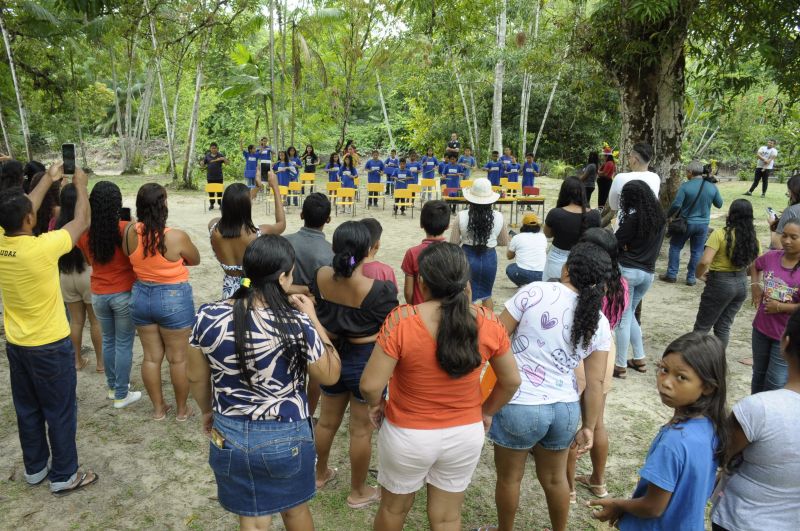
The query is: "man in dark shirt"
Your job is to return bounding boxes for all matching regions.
[445,132,461,157]
[201,142,228,209]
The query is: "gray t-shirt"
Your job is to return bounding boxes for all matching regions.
[712,389,800,530]
[284,227,334,286]
[776,204,800,234]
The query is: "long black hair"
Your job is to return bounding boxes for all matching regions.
[331,220,371,278]
[587,151,600,166]
[232,235,308,390]
[466,203,495,249]
[89,181,123,265]
[30,171,61,236]
[565,242,612,350]
[786,174,800,206]
[782,308,800,369]
[619,180,666,241]
[0,159,24,191]
[724,199,759,269]
[662,332,728,463]
[218,183,257,238]
[135,183,168,257]
[56,184,86,274]
[328,152,340,167]
[419,242,481,378]
[342,154,356,171]
[579,228,625,326]
[556,176,589,232]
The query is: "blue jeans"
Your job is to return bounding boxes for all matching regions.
[667,223,708,281]
[93,291,136,399]
[544,246,570,281]
[7,337,79,489]
[488,401,580,451]
[692,271,748,348]
[751,327,788,393]
[506,263,543,287]
[616,266,654,367]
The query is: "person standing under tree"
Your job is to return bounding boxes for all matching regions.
[745,139,778,198]
[446,132,461,158]
[201,143,228,210]
[256,137,272,175]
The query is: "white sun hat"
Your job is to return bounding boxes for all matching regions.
[463,177,500,205]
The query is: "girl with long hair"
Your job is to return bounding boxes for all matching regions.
[694,199,760,348]
[209,170,285,299]
[592,332,728,529]
[29,171,61,235]
[361,243,520,531]
[480,242,613,531]
[325,152,342,183]
[312,221,399,510]
[711,309,800,531]
[749,218,800,393]
[450,178,510,310]
[77,180,139,407]
[543,176,601,281]
[57,184,103,371]
[614,180,667,378]
[274,150,292,187]
[339,153,358,189]
[579,151,600,204]
[124,183,200,420]
[188,235,341,531]
[597,153,616,209]
[301,144,319,173]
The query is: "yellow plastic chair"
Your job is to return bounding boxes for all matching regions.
[300,173,316,193]
[365,183,386,209]
[205,183,224,211]
[336,187,357,216]
[460,179,474,193]
[500,178,509,188]
[326,181,341,201]
[393,189,416,217]
[505,181,522,198]
[286,182,303,208]
[420,178,437,201]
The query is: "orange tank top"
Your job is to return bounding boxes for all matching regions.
[129,223,189,283]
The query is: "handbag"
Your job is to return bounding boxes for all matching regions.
[668,178,706,237]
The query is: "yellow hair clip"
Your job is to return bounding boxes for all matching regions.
[240,277,251,288]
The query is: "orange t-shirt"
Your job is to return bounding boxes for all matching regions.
[377,304,511,429]
[77,221,136,294]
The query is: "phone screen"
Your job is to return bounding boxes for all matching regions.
[120,207,131,221]
[62,143,76,175]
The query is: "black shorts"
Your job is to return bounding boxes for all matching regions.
[260,162,271,174]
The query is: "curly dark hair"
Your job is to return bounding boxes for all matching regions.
[579,228,625,327]
[29,171,61,235]
[619,180,666,241]
[565,242,612,351]
[55,184,86,274]
[136,183,168,257]
[724,199,759,269]
[89,181,123,265]
[466,203,495,248]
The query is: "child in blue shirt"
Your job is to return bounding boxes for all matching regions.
[256,137,272,174]
[441,153,464,192]
[420,148,439,180]
[274,151,291,187]
[458,148,476,179]
[522,152,539,189]
[406,152,423,184]
[505,156,521,183]
[384,149,399,194]
[499,146,513,177]
[591,333,726,531]
[393,158,410,215]
[240,140,260,190]
[325,152,342,183]
[484,151,502,186]
[339,154,358,189]
[286,146,302,180]
[365,150,385,207]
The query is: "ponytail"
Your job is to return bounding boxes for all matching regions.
[331,221,371,278]
[565,242,613,350]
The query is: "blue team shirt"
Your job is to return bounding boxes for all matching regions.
[499,154,513,175]
[339,166,358,188]
[274,161,292,186]
[289,156,302,176]
[384,157,399,180]
[243,151,259,179]
[325,162,341,182]
[442,163,463,190]
[619,417,718,531]
[420,156,439,179]
[522,162,538,187]
[484,160,502,186]
[406,161,422,184]
[394,168,410,190]
[256,146,272,163]
[365,159,385,183]
[458,155,476,178]
[506,163,521,183]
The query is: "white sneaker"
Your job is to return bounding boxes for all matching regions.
[107,384,131,400]
[114,391,142,409]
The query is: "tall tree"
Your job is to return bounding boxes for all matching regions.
[489,0,507,154]
[0,9,31,160]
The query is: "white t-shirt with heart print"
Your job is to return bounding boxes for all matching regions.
[504,282,611,405]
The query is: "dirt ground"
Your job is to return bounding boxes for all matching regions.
[0,172,761,530]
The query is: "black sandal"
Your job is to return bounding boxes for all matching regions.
[52,470,99,497]
[627,359,647,373]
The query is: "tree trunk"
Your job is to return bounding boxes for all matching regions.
[279,0,287,148]
[0,12,31,160]
[489,0,507,154]
[532,75,559,159]
[518,73,530,158]
[455,69,475,154]
[468,85,480,162]
[169,49,186,155]
[181,29,210,186]
[144,0,177,180]
[0,98,11,156]
[109,47,126,169]
[290,19,296,147]
[695,125,719,158]
[269,0,278,148]
[69,49,88,169]
[375,72,394,150]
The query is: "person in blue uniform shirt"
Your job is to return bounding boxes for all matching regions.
[384,149,399,194]
[393,158,411,215]
[484,151,502,186]
[441,153,464,212]
[406,152,423,184]
[522,152,539,189]
[365,150,385,207]
[286,146,302,180]
[458,147,476,179]
[499,146,513,177]
[325,152,342,183]
[273,150,292,187]
[506,156,521,183]
[256,137,272,175]
[420,147,439,181]
[339,154,358,189]
[201,142,228,209]
[240,140,260,200]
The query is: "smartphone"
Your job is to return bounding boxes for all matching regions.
[62,143,76,175]
[120,207,131,222]
[766,207,777,220]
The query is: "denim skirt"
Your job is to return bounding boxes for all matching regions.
[462,244,497,302]
[543,246,570,281]
[209,413,316,516]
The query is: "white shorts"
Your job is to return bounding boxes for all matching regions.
[377,419,484,494]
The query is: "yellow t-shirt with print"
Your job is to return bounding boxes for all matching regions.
[0,229,72,346]
[707,227,761,272]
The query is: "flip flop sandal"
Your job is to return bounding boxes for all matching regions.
[472,526,499,531]
[153,404,173,421]
[52,470,99,497]
[576,475,609,498]
[176,408,195,422]
[316,467,337,490]
[76,357,89,370]
[627,359,647,373]
[613,366,627,379]
[569,491,577,504]
[346,487,381,509]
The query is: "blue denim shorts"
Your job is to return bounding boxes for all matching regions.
[209,413,316,516]
[320,342,373,402]
[488,401,580,451]
[130,281,195,329]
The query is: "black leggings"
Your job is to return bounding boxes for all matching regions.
[749,168,772,194]
[597,178,612,208]
[584,186,594,205]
